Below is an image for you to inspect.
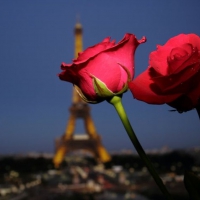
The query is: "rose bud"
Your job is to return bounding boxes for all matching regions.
[59,33,146,103]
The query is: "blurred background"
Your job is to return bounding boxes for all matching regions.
[0,1,200,200]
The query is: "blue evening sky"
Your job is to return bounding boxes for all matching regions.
[0,1,200,154]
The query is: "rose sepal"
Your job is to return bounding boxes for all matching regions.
[73,85,100,104]
[92,75,128,98]
[73,77,128,104]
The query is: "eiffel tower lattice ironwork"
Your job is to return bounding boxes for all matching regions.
[53,21,111,168]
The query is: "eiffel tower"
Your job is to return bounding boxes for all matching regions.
[53,21,111,168]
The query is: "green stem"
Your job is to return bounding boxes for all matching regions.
[108,95,173,200]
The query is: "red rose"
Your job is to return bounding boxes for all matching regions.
[129,33,200,112]
[59,33,146,103]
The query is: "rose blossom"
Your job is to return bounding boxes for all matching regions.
[129,33,200,112]
[59,33,146,103]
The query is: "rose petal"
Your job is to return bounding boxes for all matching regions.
[77,71,99,101]
[187,71,200,107]
[168,45,200,74]
[79,53,123,93]
[59,62,81,84]
[188,33,200,50]
[150,62,200,92]
[167,95,194,112]
[129,70,181,104]
[167,44,192,74]
[149,46,171,76]
[165,33,200,50]
[74,38,113,63]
